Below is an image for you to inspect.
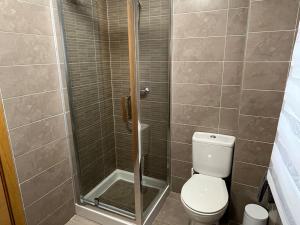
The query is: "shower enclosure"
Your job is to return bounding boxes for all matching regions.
[56,0,171,224]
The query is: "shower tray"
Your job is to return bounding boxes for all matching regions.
[82,169,166,218]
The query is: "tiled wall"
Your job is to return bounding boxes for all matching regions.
[0,0,75,224]
[170,0,300,224]
[60,0,116,195]
[171,0,249,191]
[230,0,300,223]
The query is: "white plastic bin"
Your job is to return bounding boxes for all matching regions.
[242,204,269,225]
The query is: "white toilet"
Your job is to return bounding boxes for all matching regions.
[180,132,236,225]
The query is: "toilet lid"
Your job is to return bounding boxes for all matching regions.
[181,174,228,214]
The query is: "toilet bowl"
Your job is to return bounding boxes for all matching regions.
[181,174,228,225]
[180,132,235,225]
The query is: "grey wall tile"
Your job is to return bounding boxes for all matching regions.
[228,8,248,35]
[246,31,294,61]
[232,162,267,187]
[0,65,59,98]
[21,160,72,206]
[249,0,299,32]
[14,34,57,65]
[171,123,218,144]
[223,62,243,85]
[38,199,75,225]
[4,91,63,129]
[243,62,289,91]
[240,90,284,117]
[221,85,241,108]
[173,37,225,61]
[174,0,228,13]
[172,104,220,128]
[234,139,273,166]
[172,84,221,107]
[0,0,53,35]
[173,10,227,38]
[220,108,239,130]
[0,32,17,66]
[225,35,246,61]
[238,115,278,142]
[10,115,66,156]
[171,160,192,179]
[25,179,73,225]
[172,62,223,84]
[229,0,249,8]
[15,138,68,183]
[171,176,186,193]
[171,142,192,162]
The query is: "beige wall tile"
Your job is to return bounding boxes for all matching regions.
[246,31,294,61]
[172,104,220,128]
[0,32,17,66]
[4,91,63,129]
[223,62,243,85]
[243,62,289,91]
[10,115,66,156]
[249,0,299,32]
[225,35,246,61]
[0,0,53,35]
[25,179,73,225]
[171,123,218,144]
[227,8,248,35]
[173,10,227,38]
[220,108,239,130]
[0,65,59,98]
[15,138,68,183]
[240,90,284,117]
[39,199,75,225]
[15,34,56,65]
[173,0,228,14]
[238,115,278,142]
[171,142,192,162]
[172,62,223,84]
[172,84,221,107]
[234,139,273,166]
[232,162,267,187]
[229,0,249,8]
[173,37,225,61]
[171,176,186,193]
[171,160,192,179]
[221,85,241,108]
[21,160,72,206]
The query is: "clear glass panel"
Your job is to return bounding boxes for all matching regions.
[58,0,136,218]
[137,0,171,219]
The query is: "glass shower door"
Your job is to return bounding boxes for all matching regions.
[130,0,171,222]
[128,0,171,222]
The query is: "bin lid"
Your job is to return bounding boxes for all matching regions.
[245,204,268,221]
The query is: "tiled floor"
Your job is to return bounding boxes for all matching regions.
[65,215,101,225]
[65,192,213,225]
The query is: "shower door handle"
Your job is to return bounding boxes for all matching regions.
[120,96,132,132]
[120,96,128,123]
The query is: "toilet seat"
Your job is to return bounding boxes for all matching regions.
[181,174,228,215]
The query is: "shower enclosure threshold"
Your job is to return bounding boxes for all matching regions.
[82,169,166,218]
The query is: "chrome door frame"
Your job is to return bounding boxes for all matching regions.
[127,0,143,224]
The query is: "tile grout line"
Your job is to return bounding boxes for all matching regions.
[218,0,230,133]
